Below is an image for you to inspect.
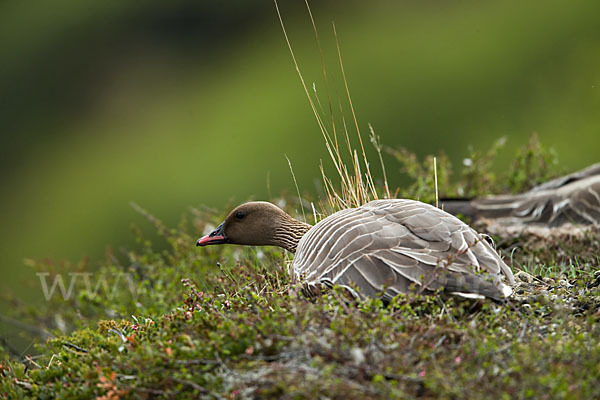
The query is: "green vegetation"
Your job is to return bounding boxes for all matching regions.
[1,138,599,398]
[1,215,599,398]
[2,3,600,397]
[387,133,559,203]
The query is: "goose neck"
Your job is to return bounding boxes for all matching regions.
[274,217,312,253]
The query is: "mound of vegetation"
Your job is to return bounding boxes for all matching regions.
[2,134,600,399]
[1,201,599,399]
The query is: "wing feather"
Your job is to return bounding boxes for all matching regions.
[292,199,515,300]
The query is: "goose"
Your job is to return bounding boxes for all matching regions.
[197,199,514,302]
[441,163,600,229]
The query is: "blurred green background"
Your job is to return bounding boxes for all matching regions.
[1,0,599,304]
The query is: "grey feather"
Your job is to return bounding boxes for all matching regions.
[441,163,600,227]
[292,199,514,301]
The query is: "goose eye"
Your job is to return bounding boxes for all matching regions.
[234,210,246,220]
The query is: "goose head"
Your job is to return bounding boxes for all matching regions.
[196,201,312,252]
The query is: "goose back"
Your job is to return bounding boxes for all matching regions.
[292,199,514,301]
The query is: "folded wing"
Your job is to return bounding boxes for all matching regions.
[292,199,514,301]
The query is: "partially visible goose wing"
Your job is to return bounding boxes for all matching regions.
[292,199,514,302]
[442,163,600,227]
[529,162,600,192]
[468,175,600,226]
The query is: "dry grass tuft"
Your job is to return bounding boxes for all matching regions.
[274,0,391,216]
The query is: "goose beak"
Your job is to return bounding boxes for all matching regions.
[196,222,228,246]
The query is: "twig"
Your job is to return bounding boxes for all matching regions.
[175,358,219,366]
[214,351,236,376]
[369,123,390,199]
[25,355,41,369]
[130,202,167,236]
[62,341,89,353]
[286,155,307,223]
[239,350,304,362]
[434,156,439,208]
[14,379,33,390]
[47,354,56,368]
[171,377,210,394]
